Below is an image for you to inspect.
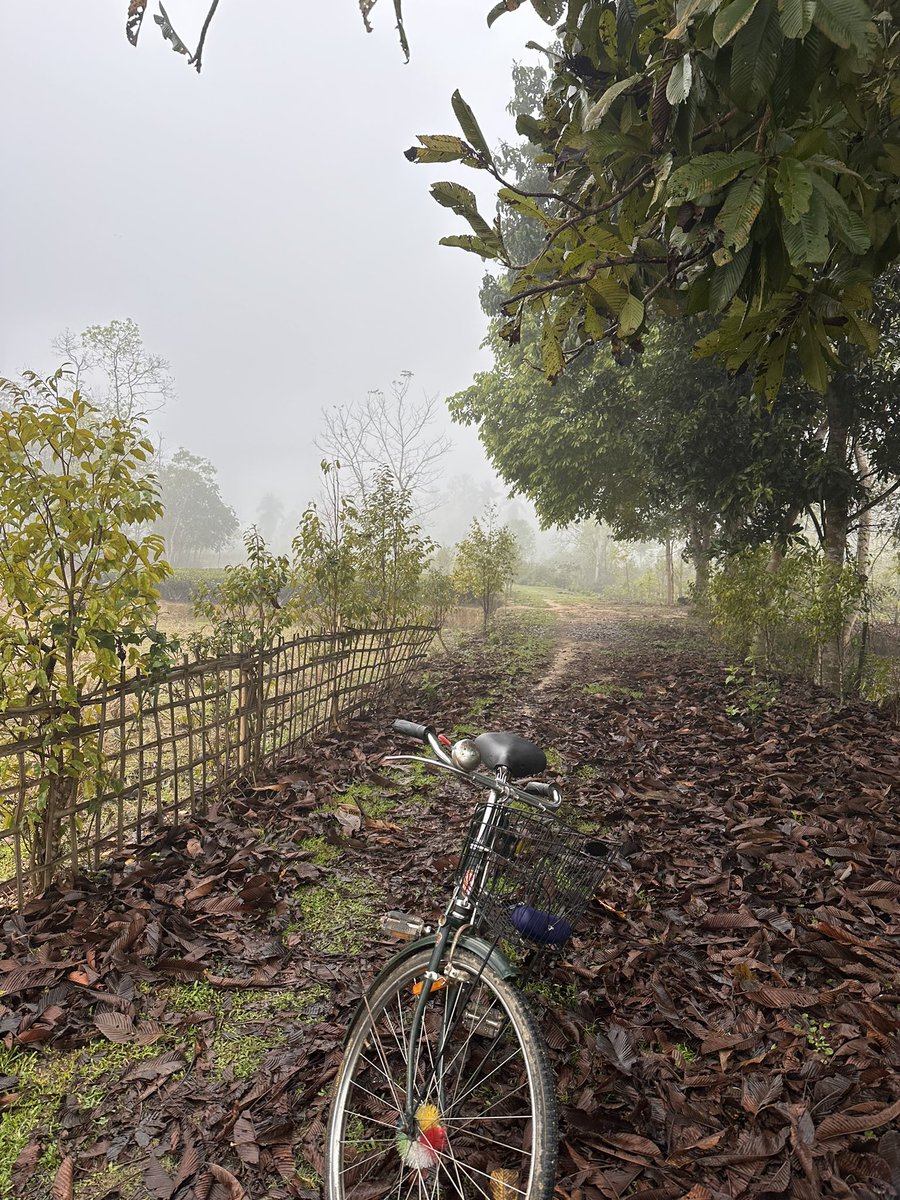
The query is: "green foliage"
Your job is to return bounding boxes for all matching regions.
[294,462,366,634]
[192,527,296,652]
[453,507,520,627]
[450,317,824,570]
[724,660,781,723]
[418,565,457,626]
[295,463,434,632]
[709,545,865,681]
[0,370,171,706]
[158,567,228,603]
[296,874,382,955]
[0,370,174,881]
[155,447,239,566]
[411,0,899,398]
[583,683,643,700]
[794,1012,834,1057]
[354,467,433,627]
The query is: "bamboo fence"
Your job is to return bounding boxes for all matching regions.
[0,624,435,909]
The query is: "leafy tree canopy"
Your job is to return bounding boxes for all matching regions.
[156,448,239,567]
[453,507,520,626]
[0,369,170,709]
[409,0,899,398]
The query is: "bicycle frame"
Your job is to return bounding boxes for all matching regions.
[399,781,511,1125]
[382,731,559,1130]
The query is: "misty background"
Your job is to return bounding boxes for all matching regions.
[1,1,557,551]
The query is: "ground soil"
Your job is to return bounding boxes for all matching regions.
[1,603,898,1200]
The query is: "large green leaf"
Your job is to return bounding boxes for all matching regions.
[780,190,830,265]
[666,0,722,41]
[667,152,762,202]
[716,168,767,250]
[812,0,874,54]
[808,174,871,253]
[775,157,813,223]
[731,0,782,104]
[778,0,816,37]
[665,54,694,104]
[405,135,474,164]
[430,182,497,242]
[709,244,752,310]
[587,273,630,315]
[439,234,500,259]
[617,293,645,336]
[487,0,526,26]
[451,91,494,165]
[713,0,761,45]
[584,74,642,128]
[541,320,565,381]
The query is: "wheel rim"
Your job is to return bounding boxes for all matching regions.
[329,957,542,1200]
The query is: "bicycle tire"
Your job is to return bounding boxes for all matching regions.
[325,944,558,1200]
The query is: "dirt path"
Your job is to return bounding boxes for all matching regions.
[2,605,899,1199]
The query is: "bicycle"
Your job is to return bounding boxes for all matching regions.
[324,719,613,1200]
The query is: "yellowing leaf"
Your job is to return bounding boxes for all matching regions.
[617,293,645,337]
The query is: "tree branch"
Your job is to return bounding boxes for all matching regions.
[190,0,222,73]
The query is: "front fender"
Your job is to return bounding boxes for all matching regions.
[344,931,518,1042]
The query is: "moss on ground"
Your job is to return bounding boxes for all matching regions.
[333,782,396,821]
[162,979,328,1081]
[0,1035,181,1198]
[297,834,343,867]
[295,874,382,956]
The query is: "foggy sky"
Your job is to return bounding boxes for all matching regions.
[1,1,548,534]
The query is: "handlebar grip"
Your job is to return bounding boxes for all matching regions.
[523,780,562,808]
[524,781,553,797]
[392,719,430,741]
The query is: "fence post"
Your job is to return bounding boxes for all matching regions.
[237,652,250,772]
[237,652,262,775]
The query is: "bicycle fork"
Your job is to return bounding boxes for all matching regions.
[401,787,508,1128]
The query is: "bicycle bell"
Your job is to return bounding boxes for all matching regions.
[451,738,481,772]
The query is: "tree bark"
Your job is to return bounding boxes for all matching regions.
[820,390,853,693]
[664,537,675,607]
[854,445,873,578]
[688,515,713,606]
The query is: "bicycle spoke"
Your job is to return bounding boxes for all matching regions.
[329,949,552,1200]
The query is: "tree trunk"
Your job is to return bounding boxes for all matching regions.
[664,537,675,607]
[854,445,873,579]
[820,391,853,694]
[688,515,713,607]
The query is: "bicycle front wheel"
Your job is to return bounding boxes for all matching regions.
[325,944,558,1200]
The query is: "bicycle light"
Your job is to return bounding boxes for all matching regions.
[451,738,481,772]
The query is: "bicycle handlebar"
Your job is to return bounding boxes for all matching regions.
[392,719,454,768]
[392,719,430,741]
[390,720,561,809]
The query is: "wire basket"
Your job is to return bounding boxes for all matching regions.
[457,802,614,949]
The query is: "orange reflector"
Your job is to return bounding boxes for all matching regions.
[412,976,446,996]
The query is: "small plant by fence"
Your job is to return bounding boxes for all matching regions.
[0,624,435,909]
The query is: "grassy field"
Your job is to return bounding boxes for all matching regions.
[509,583,599,608]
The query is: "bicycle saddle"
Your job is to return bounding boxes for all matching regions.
[474,731,547,779]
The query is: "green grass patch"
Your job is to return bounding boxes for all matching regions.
[162,980,328,1081]
[332,781,396,821]
[295,874,382,956]
[298,835,343,867]
[0,1036,182,1198]
[526,978,579,1008]
[510,585,595,609]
